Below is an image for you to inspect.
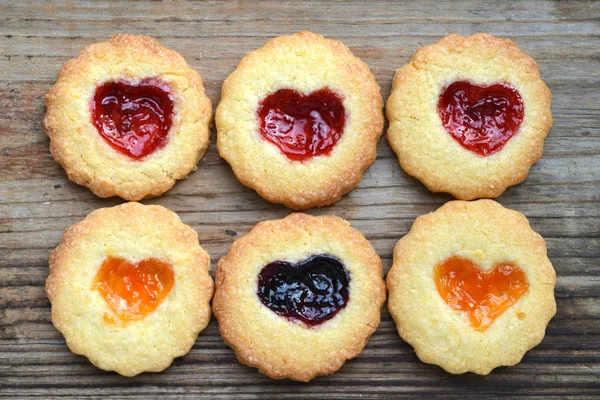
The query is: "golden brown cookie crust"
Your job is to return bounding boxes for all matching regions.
[216,31,384,210]
[386,33,552,200]
[46,202,214,376]
[212,213,386,381]
[387,200,556,374]
[44,34,212,201]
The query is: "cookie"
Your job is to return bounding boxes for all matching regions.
[46,202,214,376]
[44,34,212,201]
[386,33,552,199]
[212,213,386,381]
[387,200,556,374]
[216,31,384,210]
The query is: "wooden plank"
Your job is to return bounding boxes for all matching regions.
[1,0,599,398]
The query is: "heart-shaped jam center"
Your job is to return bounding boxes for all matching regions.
[434,256,528,331]
[93,257,175,323]
[258,88,346,161]
[92,79,174,159]
[257,254,350,326]
[438,81,524,156]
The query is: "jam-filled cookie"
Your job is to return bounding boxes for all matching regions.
[46,202,214,376]
[387,200,556,374]
[44,34,212,200]
[386,33,552,200]
[216,31,384,210]
[212,213,386,381]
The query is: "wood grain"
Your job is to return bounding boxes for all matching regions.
[1,0,599,398]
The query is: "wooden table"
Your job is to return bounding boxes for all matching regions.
[1,1,599,398]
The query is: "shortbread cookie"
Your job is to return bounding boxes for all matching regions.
[216,31,384,209]
[386,33,552,199]
[44,34,212,200]
[46,202,214,376]
[387,200,556,374]
[212,213,386,381]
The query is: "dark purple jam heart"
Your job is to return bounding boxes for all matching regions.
[257,255,350,327]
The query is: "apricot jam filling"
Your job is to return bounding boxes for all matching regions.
[434,256,528,331]
[93,256,174,323]
[437,81,524,156]
[257,88,346,161]
[92,79,174,159]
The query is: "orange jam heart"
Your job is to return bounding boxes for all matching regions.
[93,257,175,323]
[434,256,528,331]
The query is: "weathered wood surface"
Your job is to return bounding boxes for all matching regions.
[0,0,599,398]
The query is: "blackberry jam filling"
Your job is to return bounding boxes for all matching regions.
[257,254,350,326]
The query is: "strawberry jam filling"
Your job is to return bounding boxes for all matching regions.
[434,256,529,331]
[93,256,175,323]
[438,81,524,156]
[258,88,345,161]
[92,79,174,159]
[257,255,350,326]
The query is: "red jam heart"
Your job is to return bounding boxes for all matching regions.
[438,81,524,156]
[434,256,529,331]
[92,79,174,159]
[258,88,346,161]
[257,255,350,326]
[93,257,175,324]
